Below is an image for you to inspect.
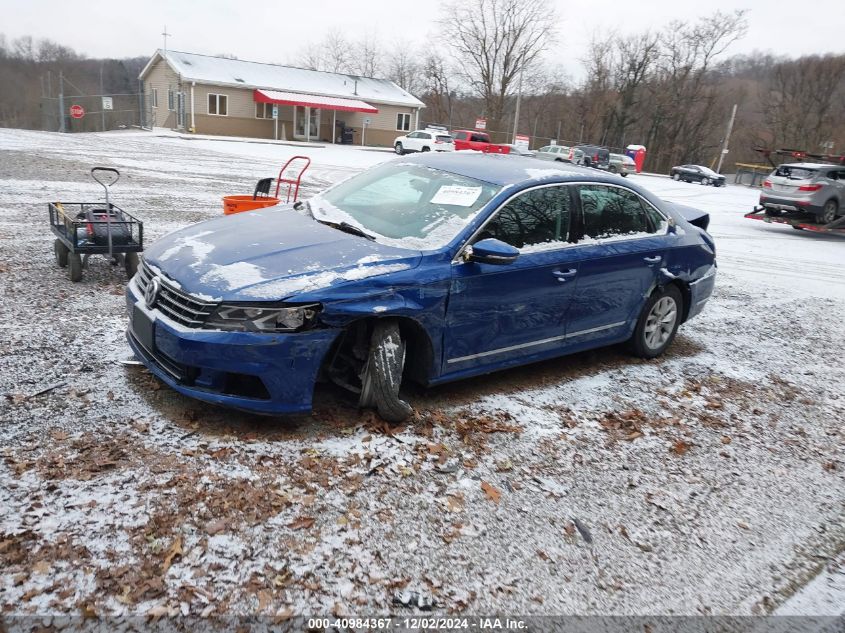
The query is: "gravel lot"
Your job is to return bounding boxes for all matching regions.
[1,129,843,617]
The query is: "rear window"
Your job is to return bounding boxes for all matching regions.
[470,133,490,143]
[436,135,453,143]
[452,131,468,140]
[775,166,818,180]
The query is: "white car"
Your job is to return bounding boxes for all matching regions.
[394,129,455,155]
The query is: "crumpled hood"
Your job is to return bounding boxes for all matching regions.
[144,206,422,301]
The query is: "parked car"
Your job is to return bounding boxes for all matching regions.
[760,163,845,224]
[670,164,726,187]
[535,145,584,163]
[450,130,510,153]
[609,153,636,177]
[394,129,455,155]
[576,145,611,170]
[502,144,535,157]
[127,154,716,422]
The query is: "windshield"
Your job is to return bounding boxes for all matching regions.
[310,161,501,250]
[697,165,719,177]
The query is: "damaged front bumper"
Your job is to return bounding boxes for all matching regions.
[125,280,340,415]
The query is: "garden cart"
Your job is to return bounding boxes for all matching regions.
[49,167,144,282]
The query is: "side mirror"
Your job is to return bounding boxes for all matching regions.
[465,238,519,265]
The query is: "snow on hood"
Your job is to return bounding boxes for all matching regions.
[144,206,422,301]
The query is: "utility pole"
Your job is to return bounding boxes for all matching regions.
[58,71,65,133]
[511,60,525,145]
[162,26,171,54]
[100,63,106,132]
[716,104,738,174]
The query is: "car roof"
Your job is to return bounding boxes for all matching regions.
[778,162,834,169]
[397,152,629,187]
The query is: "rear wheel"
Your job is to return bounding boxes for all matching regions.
[672,172,681,181]
[421,146,430,152]
[68,253,82,282]
[394,142,404,155]
[820,199,839,224]
[701,177,710,186]
[359,321,413,423]
[608,165,618,174]
[629,285,683,359]
[54,239,69,268]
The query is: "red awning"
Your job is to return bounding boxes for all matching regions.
[254,89,378,113]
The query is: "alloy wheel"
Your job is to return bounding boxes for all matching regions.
[644,296,678,350]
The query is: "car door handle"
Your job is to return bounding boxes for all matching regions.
[643,256,662,265]
[552,269,578,282]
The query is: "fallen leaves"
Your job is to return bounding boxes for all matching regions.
[287,516,316,530]
[670,439,692,456]
[599,409,647,440]
[481,480,501,504]
[161,536,183,574]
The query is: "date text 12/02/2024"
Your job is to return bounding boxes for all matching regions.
[306,617,527,630]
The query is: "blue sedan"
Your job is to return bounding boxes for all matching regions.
[126,153,716,421]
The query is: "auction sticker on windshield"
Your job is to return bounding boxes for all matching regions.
[431,185,482,206]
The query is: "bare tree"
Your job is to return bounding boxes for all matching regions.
[351,32,382,77]
[439,0,557,130]
[420,52,453,126]
[297,29,351,73]
[385,41,421,94]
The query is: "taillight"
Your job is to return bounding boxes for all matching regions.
[798,184,822,192]
[762,180,772,188]
[593,154,599,162]
[435,140,443,144]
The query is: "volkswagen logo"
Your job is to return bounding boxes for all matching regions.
[144,277,161,309]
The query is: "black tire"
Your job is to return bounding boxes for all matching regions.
[394,142,404,155]
[621,172,628,177]
[68,253,82,282]
[608,165,618,174]
[421,146,430,152]
[792,225,804,231]
[672,172,680,181]
[359,321,413,423]
[54,239,69,268]
[628,285,683,359]
[125,252,139,279]
[820,199,839,225]
[701,177,710,186]
[555,158,564,162]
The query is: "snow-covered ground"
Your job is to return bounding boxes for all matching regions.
[0,128,843,617]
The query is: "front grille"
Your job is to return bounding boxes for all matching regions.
[136,259,218,328]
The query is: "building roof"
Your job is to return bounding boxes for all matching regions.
[140,50,425,109]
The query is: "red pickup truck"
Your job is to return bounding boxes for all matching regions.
[451,130,511,153]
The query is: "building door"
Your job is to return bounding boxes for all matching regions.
[294,106,320,141]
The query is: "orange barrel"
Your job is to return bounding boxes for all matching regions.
[222,195,280,215]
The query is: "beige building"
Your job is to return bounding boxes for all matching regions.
[139,50,425,147]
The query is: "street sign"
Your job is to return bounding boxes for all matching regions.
[475,118,486,130]
[69,104,85,119]
[514,134,530,150]
[363,117,371,125]
[272,104,279,119]
[101,97,113,110]
[722,149,730,154]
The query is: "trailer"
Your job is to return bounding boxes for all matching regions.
[744,206,845,235]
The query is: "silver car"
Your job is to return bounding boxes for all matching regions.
[760,163,845,224]
[535,145,584,164]
[609,153,636,177]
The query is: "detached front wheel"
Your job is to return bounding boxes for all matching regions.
[359,321,413,423]
[629,285,683,359]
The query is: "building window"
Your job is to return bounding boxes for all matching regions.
[208,93,228,116]
[151,88,158,108]
[396,113,411,131]
[255,102,274,119]
[167,89,175,111]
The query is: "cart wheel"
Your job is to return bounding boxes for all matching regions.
[68,253,83,282]
[54,239,69,268]
[124,252,139,279]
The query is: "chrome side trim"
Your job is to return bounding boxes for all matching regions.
[446,320,627,364]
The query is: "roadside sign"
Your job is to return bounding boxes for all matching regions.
[364,117,371,125]
[272,104,279,119]
[514,134,530,150]
[475,118,486,130]
[550,139,557,145]
[69,104,85,119]
[101,97,113,110]
[721,148,730,154]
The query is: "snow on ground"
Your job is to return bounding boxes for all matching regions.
[0,128,843,617]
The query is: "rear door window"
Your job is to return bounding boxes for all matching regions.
[480,186,571,250]
[775,166,817,180]
[578,185,659,240]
